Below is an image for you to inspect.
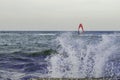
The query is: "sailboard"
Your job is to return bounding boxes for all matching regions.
[78,23,84,34]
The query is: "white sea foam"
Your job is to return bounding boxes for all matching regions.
[47,32,120,78]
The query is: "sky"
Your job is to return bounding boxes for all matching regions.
[0,0,120,31]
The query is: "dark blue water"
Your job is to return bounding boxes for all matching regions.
[0,31,120,80]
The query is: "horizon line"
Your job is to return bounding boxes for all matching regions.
[0,29,119,31]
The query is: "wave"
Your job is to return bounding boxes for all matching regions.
[0,70,47,80]
[47,32,120,78]
[0,49,55,80]
[11,49,57,57]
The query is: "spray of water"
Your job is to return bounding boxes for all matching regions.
[47,32,120,78]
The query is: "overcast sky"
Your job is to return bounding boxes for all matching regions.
[0,0,120,31]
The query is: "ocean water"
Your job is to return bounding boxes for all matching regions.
[0,31,120,80]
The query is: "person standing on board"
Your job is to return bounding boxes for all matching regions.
[78,23,84,34]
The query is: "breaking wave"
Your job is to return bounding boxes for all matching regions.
[47,32,120,78]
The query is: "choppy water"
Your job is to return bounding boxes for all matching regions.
[0,31,120,80]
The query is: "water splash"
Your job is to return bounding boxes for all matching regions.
[47,32,120,78]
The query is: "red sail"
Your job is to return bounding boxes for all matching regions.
[78,23,84,34]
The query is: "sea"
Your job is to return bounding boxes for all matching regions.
[0,31,120,80]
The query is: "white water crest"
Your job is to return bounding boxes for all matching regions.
[47,32,120,78]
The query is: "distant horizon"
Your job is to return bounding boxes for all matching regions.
[0,30,120,32]
[0,26,120,31]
